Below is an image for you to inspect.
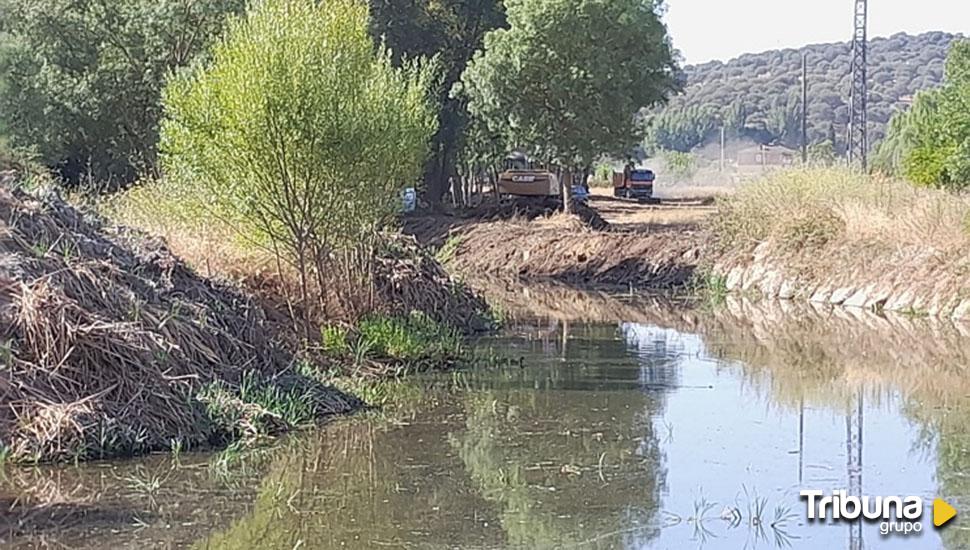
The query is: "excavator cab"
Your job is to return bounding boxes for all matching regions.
[503,152,530,171]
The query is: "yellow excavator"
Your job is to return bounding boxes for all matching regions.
[496,152,560,199]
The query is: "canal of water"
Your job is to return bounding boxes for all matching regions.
[3,289,969,549]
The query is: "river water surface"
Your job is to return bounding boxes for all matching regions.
[3,289,970,549]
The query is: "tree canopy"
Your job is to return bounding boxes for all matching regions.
[161,0,438,292]
[0,0,243,183]
[459,0,679,169]
[369,0,506,202]
[644,31,959,155]
[874,39,970,188]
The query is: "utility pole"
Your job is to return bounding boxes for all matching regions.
[802,53,809,164]
[848,0,869,171]
[720,126,726,172]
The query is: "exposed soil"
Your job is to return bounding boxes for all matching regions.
[403,197,609,247]
[406,186,970,321]
[403,191,713,289]
[447,216,706,288]
[586,187,716,233]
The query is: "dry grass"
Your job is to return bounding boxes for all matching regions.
[0,185,360,462]
[100,179,272,281]
[104,178,491,332]
[714,168,970,250]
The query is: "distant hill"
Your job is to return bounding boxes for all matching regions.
[645,31,962,155]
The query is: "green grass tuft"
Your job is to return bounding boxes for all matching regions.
[357,311,462,363]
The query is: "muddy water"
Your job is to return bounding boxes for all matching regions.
[3,291,970,549]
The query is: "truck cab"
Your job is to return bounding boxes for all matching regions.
[613,167,656,200]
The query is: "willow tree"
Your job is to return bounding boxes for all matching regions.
[459,0,679,176]
[877,39,970,189]
[161,0,438,317]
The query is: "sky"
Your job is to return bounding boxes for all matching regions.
[664,0,970,65]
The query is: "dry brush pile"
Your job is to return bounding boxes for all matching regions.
[0,186,359,462]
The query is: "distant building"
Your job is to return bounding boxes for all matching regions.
[737,145,797,175]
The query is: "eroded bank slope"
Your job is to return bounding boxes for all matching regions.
[412,172,970,321]
[0,184,490,462]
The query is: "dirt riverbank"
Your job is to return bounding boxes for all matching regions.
[0,185,489,462]
[404,191,714,289]
[406,187,970,321]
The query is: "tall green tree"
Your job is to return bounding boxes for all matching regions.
[876,39,970,189]
[459,0,679,172]
[370,0,506,204]
[161,0,438,313]
[643,105,719,154]
[0,0,243,184]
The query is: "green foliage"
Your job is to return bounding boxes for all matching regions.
[161,0,438,287]
[459,0,679,169]
[660,150,697,180]
[435,234,464,264]
[370,0,506,202]
[644,105,719,153]
[594,162,613,183]
[807,140,837,166]
[321,325,351,356]
[649,32,958,155]
[0,0,243,183]
[698,272,728,306]
[357,311,462,363]
[880,39,970,189]
[198,371,318,443]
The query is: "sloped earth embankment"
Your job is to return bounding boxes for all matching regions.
[0,186,366,462]
[438,212,970,321]
[713,240,970,320]
[445,217,706,288]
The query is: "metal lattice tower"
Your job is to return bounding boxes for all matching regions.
[846,390,864,550]
[848,0,868,170]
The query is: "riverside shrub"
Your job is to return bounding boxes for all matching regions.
[160,0,438,310]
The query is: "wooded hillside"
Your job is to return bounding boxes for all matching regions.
[646,31,961,154]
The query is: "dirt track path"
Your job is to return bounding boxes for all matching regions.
[587,187,716,233]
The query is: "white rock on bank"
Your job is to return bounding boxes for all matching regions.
[953,299,970,320]
[810,287,831,303]
[884,289,915,312]
[778,279,797,300]
[829,287,855,305]
[725,266,745,291]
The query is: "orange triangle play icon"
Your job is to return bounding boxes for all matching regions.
[934,499,957,527]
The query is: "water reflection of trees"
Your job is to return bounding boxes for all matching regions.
[198,416,507,549]
[477,281,970,549]
[451,388,664,549]
[452,320,670,548]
